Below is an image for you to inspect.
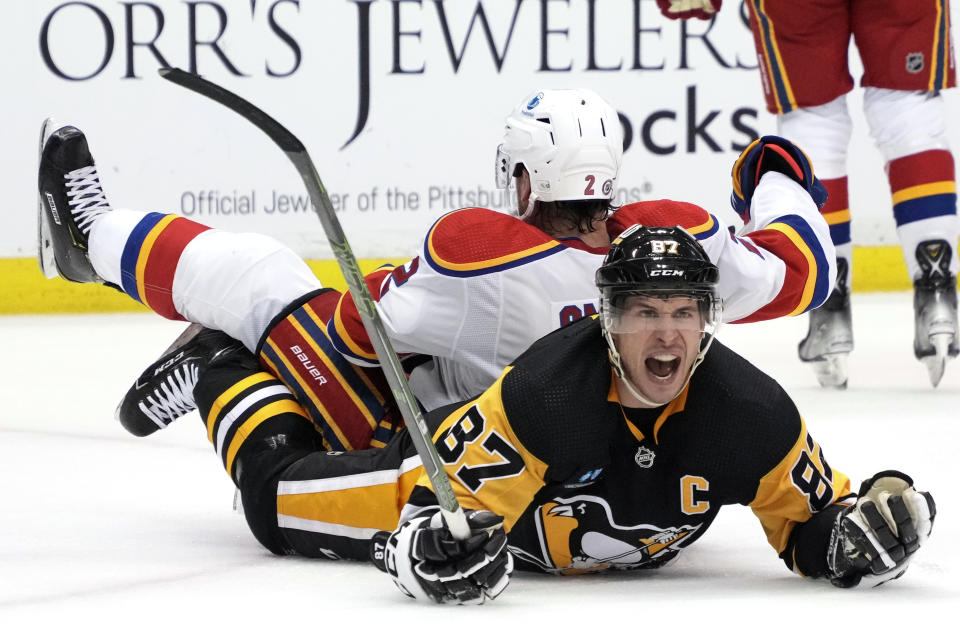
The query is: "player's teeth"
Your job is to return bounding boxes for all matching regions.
[654,355,678,362]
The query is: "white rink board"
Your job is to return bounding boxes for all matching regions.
[4,0,960,258]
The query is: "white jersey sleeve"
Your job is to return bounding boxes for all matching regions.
[329,180,835,408]
[325,208,605,409]
[612,172,836,323]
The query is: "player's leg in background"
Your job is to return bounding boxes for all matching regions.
[193,350,421,559]
[855,0,958,385]
[38,122,321,351]
[863,89,958,384]
[745,0,855,387]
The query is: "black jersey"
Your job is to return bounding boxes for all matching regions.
[413,317,854,576]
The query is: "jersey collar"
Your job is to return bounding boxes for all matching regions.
[607,371,690,445]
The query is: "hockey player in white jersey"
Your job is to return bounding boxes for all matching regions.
[658,1,959,388]
[37,89,835,451]
[311,91,836,412]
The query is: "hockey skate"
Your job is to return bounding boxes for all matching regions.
[37,119,111,283]
[798,258,853,389]
[116,324,246,436]
[913,240,958,387]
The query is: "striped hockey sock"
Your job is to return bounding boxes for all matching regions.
[888,150,958,279]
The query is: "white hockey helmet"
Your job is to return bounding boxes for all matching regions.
[495,89,622,212]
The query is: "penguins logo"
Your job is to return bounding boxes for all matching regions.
[510,495,701,574]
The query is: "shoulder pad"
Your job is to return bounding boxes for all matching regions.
[611,200,720,241]
[424,208,566,277]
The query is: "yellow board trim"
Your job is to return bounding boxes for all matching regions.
[3,250,958,316]
[0,257,405,314]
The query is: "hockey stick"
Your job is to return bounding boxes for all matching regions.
[158,67,470,540]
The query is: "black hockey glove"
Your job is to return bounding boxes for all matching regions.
[370,509,513,605]
[730,135,828,224]
[828,471,935,588]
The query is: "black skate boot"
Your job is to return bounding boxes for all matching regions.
[798,257,854,389]
[116,324,246,436]
[913,240,958,387]
[37,119,111,283]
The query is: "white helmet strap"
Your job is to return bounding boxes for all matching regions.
[519,192,538,220]
[603,326,667,408]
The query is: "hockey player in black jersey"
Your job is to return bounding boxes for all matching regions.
[365,224,935,602]
[158,222,934,605]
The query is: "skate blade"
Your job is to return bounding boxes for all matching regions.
[811,354,848,389]
[923,334,955,387]
[37,117,60,279]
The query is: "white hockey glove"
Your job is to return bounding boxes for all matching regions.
[370,509,513,605]
[828,471,935,588]
[656,0,721,21]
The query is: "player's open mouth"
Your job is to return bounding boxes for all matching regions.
[645,354,680,380]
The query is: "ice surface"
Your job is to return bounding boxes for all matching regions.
[1,294,957,637]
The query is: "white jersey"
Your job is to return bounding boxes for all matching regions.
[328,172,835,410]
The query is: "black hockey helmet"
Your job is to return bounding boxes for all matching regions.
[596,224,719,296]
[597,224,723,407]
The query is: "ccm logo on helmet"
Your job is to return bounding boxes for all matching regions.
[651,269,685,276]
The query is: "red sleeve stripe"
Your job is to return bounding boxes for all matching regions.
[734,215,830,322]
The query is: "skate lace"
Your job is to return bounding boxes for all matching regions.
[64,166,111,232]
[138,363,199,427]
